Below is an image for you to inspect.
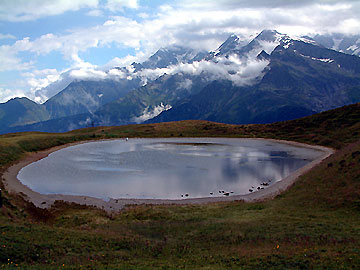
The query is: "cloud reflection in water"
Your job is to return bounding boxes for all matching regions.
[18,138,323,200]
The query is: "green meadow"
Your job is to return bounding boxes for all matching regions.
[0,103,359,269]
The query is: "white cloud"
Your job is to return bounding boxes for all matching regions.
[0,87,26,103]
[3,0,359,73]
[79,117,93,127]
[69,69,107,80]
[23,69,60,88]
[138,12,150,19]
[13,16,142,63]
[0,0,99,22]
[24,48,269,104]
[0,45,33,72]
[103,54,141,69]
[130,54,269,87]
[106,0,138,12]
[32,71,74,104]
[179,0,356,9]
[336,19,360,35]
[107,68,127,79]
[87,9,103,17]
[29,65,132,103]
[132,103,172,123]
[19,68,66,103]
[317,3,352,11]
[177,79,193,90]
[0,33,16,40]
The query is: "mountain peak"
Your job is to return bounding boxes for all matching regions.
[137,45,204,69]
[213,33,244,56]
[6,96,33,104]
[255,29,287,42]
[211,30,291,58]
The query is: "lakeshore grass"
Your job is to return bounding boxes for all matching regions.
[0,103,359,269]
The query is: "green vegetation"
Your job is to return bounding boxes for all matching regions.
[0,103,359,269]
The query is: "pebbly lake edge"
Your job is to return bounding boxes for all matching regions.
[1,138,335,212]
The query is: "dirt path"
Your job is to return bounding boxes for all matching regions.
[1,138,335,212]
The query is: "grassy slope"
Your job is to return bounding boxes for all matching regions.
[0,103,359,269]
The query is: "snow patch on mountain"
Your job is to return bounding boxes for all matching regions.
[347,44,360,55]
[213,33,246,56]
[282,42,292,49]
[291,36,317,45]
[312,57,334,63]
[248,31,293,57]
[347,45,358,51]
[298,53,334,63]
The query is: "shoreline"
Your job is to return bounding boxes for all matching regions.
[1,138,335,212]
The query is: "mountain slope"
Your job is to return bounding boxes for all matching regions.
[151,37,360,124]
[93,31,280,126]
[43,46,207,122]
[44,79,141,119]
[94,72,211,125]
[311,33,360,56]
[2,30,360,134]
[6,113,91,134]
[0,97,50,132]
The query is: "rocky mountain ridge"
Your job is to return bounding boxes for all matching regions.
[1,29,360,134]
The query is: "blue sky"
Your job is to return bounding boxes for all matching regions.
[0,0,359,103]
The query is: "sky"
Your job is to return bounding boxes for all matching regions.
[0,0,359,104]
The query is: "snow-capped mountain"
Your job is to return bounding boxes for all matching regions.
[206,30,284,60]
[210,34,248,56]
[310,33,360,56]
[1,30,360,134]
[132,46,208,71]
[149,34,360,125]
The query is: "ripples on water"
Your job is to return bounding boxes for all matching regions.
[18,138,324,200]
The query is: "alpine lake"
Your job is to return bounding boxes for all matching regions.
[17,138,324,200]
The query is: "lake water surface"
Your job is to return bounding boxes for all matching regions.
[18,138,324,200]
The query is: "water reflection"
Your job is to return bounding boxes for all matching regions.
[17,138,323,200]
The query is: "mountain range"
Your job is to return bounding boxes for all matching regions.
[1,30,360,134]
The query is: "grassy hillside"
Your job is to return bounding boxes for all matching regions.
[0,103,359,269]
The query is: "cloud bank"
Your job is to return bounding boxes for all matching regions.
[29,48,269,104]
[0,0,139,22]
